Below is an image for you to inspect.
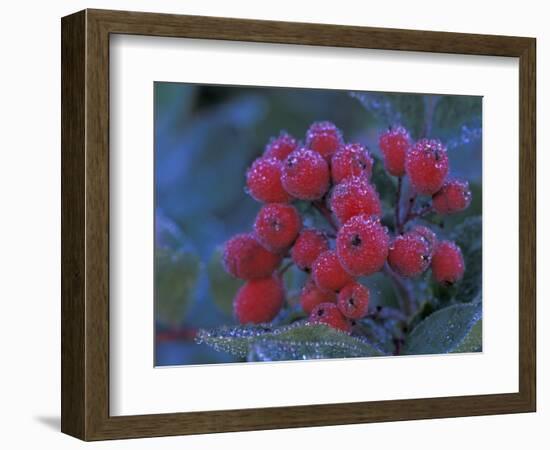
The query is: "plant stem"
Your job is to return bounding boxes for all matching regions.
[398,193,417,234]
[383,263,415,317]
[278,261,293,277]
[369,305,407,323]
[395,176,402,233]
[312,200,338,232]
[402,203,433,228]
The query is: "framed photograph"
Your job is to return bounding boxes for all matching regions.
[61,9,536,441]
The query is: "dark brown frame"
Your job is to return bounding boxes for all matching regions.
[61,8,536,441]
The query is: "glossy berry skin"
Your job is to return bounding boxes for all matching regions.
[300,278,336,315]
[305,121,343,161]
[432,179,472,214]
[336,215,390,276]
[263,131,299,161]
[291,229,330,271]
[246,157,292,203]
[309,302,351,333]
[234,276,285,324]
[312,250,354,292]
[254,203,302,252]
[282,147,330,200]
[331,143,374,183]
[387,233,431,277]
[379,126,412,176]
[223,233,282,280]
[329,177,382,225]
[337,282,370,319]
[405,139,449,195]
[431,240,465,285]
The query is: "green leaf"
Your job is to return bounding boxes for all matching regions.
[450,216,482,304]
[207,247,242,316]
[353,317,396,355]
[453,317,482,353]
[402,303,482,355]
[196,322,385,360]
[155,247,201,327]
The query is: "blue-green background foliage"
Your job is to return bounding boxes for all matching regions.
[154,82,482,366]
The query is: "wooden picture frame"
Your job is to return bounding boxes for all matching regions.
[61,9,536,441]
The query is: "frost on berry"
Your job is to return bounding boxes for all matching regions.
[379,126,412,176]
[410,225,437,246]
[388,232,431,277]
[263,131,299,161]
[309,302,351,333]
[312,250,354,292]
[233,276,285,324]
[305,121,343,161]
[432,179,472,214]
[246,157,293,203]
[405,138,449,195]
[409,225,437,255]
[337,282,370,319]
[300,278,336,314]
[254,203,302,252]
[331,143,374,183]
[336,215,389,276]
[281,147,330,200]
[431,240,465,285]
[329,176,382,225]
[223,233,282,280]
[291,229,330,271]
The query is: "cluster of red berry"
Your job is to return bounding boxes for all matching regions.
[223,122,471,333]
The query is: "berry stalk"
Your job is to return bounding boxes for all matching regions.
[395,176,403,233]
[312,200,338,232]
[382,263,415,317]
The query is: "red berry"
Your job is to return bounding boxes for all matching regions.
[312,250,354,292]
[223,233,282,280]
[246,157,292,203]
[431,240,465,285]
[330,177,382,225]
[305,121,343,161]
[405,139,449,195]
[337,282,370,319]
[387,232,431,277]
[379,126,412,176]
[409,225,438,256]
[254,203,302,252]
[234,276,284,324]
[300,278,336,315]
[264,131,299,161]
[432,179,472,214]
[336,215,389,276]
[291,229,330,271]
[331,143,374,183]
[309,302,351,333]
[282,147,330,200]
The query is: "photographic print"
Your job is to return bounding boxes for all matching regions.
[154,83,482,366]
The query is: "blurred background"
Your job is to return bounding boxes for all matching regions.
[154,82,482,366]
